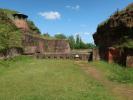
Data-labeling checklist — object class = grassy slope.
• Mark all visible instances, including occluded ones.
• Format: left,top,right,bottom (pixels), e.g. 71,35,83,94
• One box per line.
90,61,133,84
0,56,116,100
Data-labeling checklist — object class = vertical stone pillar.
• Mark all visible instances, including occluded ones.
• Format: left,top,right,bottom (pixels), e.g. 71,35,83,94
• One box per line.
107,47,121,64
126,56,133,67
108,48,113,64
93,48,100,61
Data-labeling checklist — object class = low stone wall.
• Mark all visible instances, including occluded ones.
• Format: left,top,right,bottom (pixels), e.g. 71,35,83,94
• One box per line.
36,53,92,61
92,47,133,67
22,34,70,54
92,48,100,61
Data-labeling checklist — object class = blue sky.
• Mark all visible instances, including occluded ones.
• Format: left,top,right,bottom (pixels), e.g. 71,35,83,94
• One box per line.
0,0,133,43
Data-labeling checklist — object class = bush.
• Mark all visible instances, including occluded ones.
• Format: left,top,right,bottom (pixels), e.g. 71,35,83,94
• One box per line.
54,33,67,39
0,23,22,52
27,20,41,34
0,11,22,52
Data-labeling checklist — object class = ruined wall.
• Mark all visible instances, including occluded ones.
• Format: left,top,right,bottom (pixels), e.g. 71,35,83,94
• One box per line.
93,3,133,48
125,48,133,67
42,39,70,53
107,47,125,64
13,19,29,32
93,3,133,67
12,13,70,55
22,34,70,54
92,48,100,61
36,53,91,61
22,34,40,54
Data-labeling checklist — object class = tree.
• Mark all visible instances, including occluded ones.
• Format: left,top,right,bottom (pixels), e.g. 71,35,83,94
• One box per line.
67,35,75,49
79,37,86,49
74,34,95,49
76,34,80,45
86,43,96,49
75,34,80,49
54,33,67,39
43,33,51,38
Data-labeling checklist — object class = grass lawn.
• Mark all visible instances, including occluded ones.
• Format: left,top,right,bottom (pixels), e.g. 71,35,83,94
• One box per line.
90,61,133,84
0,56,116,100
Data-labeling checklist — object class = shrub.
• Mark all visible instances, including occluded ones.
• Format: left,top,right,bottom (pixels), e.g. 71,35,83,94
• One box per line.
0,11,22,52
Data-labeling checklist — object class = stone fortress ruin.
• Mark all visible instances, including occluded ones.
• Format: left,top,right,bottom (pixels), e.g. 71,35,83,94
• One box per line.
13,13,29,32
11,13,90,60
1,3,133,67
13,13,70,54
93,3,133,67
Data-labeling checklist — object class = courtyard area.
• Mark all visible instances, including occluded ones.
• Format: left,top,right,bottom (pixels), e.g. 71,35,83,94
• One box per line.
0,56,132,100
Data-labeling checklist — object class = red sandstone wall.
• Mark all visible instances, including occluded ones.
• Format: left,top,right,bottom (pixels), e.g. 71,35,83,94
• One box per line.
107,47,120,64
13,19,29,31
42,39,70,53
22,34,70,54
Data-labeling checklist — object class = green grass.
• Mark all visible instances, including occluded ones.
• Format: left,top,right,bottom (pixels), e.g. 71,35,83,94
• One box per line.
0,56,116,100
90,61,133,84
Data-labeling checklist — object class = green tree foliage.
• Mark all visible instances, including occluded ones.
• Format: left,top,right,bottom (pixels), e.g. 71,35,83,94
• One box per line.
79,38,86,49
43,33,50,38
75,34,80,49
86,43,96,49
27,21,41,34
41,33,54,39
68,35,75,49
67,34,95,49
74,34,94,49
54,33,67,39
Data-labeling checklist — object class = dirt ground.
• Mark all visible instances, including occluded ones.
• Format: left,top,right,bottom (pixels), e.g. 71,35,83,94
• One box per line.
75,61,133,100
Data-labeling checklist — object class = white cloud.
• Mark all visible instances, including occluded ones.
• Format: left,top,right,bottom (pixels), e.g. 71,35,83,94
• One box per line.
66,5,80,10
39,11,61,20
74,32,90,36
